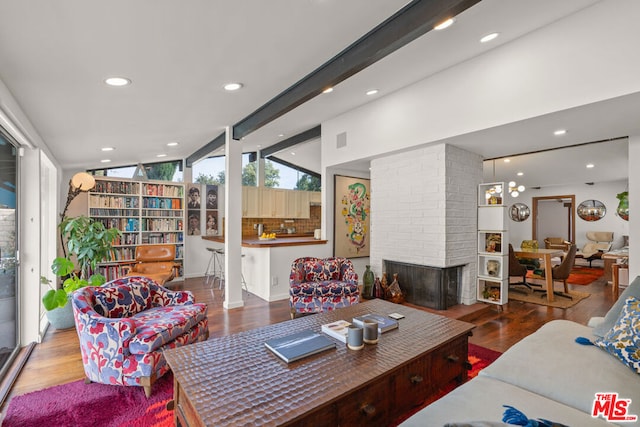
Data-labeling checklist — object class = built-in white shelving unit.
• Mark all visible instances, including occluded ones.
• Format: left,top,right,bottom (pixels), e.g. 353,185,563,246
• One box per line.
477,182,508,305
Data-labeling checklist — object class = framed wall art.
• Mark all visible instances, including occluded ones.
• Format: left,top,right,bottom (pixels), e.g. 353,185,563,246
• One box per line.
334,175,370,258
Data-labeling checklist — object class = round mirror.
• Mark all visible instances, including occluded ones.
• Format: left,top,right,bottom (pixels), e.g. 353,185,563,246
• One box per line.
577,199,606,221
509,203,530,222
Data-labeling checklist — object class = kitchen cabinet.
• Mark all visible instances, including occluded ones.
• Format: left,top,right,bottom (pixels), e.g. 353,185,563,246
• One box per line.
242,187,313,218
286,190,310,218
242,186,260,217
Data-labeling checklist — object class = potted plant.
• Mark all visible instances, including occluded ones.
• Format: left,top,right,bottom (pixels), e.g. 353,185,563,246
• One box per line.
42,215,121,329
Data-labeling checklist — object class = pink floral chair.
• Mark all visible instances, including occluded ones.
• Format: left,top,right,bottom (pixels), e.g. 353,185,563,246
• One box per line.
71,276,208,397
289,257,359,318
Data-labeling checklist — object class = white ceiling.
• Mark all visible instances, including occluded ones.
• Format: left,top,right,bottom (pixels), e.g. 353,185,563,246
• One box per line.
0,0,634,188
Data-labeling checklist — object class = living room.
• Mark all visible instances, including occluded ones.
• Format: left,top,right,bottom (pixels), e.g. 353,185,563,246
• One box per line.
0,0,639,425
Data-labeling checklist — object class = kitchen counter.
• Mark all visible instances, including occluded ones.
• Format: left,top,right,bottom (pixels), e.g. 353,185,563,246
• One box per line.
202,234,327,248
201,234,331,302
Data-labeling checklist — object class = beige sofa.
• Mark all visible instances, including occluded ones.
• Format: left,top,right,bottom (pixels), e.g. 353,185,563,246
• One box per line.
401,277,640,427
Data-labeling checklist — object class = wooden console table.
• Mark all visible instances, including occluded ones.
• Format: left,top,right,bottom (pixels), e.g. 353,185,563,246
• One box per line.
164,299,474,426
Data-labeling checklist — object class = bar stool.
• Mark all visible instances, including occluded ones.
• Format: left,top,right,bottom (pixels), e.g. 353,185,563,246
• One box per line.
204,247,224,287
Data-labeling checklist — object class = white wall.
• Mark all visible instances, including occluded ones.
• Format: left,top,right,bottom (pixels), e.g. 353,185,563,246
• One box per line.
321,1,640,170
509,179,630,250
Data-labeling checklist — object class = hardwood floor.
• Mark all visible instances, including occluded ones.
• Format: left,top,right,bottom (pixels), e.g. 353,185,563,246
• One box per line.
0,271,616,417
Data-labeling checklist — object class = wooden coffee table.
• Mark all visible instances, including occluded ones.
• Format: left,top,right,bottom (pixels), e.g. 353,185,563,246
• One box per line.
164,299,474,426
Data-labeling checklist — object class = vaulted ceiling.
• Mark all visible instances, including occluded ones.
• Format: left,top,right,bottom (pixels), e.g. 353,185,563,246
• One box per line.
0,0,636,189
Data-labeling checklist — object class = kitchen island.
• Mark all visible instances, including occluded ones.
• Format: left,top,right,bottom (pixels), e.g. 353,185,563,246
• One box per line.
202,234,330,302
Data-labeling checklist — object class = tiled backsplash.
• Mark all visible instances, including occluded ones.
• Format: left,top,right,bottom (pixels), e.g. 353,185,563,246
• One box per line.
241,205,321,236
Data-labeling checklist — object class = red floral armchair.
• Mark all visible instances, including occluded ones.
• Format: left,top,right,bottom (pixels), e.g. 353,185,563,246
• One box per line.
71,276,208,397
289,257,359,318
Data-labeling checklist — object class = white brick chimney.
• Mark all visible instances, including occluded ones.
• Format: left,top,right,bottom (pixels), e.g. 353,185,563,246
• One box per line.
369,143,482,305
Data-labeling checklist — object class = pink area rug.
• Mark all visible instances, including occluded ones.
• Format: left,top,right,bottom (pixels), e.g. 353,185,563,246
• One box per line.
5,344,502,427
3,374,173,427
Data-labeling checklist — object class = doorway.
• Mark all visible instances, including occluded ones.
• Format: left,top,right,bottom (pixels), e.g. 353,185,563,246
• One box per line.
532,195,575,244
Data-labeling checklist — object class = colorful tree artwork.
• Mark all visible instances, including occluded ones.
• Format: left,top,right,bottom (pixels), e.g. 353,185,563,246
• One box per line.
334,176,370,257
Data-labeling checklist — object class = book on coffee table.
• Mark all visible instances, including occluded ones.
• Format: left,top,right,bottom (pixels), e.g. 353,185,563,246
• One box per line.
321,320,351,343
265,330,336,363
352,313,399,333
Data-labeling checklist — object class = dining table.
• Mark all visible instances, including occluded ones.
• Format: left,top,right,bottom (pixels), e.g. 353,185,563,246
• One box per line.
514,248,565,302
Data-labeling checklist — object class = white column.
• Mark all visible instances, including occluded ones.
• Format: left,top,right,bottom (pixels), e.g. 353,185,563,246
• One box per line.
257,150,265,188
628,135,639,280
224,127,244,308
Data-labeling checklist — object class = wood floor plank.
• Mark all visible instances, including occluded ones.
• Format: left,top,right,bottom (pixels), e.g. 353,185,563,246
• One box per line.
0,273,614,417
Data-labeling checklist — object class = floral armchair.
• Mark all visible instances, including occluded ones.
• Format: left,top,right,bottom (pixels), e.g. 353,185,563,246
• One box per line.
71,276,208,397
289,257,359,318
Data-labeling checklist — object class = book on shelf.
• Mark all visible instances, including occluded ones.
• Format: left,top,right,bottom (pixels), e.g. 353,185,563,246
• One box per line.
321,320,351,343
352,313,399,333
264,330,336,363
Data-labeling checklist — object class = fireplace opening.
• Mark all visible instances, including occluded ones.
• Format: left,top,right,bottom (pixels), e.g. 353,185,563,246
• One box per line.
383,260,464,310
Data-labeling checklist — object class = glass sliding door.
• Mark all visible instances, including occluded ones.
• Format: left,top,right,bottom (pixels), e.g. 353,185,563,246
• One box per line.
0,131,18,380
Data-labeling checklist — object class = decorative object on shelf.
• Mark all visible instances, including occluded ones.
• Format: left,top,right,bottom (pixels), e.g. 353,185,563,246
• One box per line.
485,233,502,252
386,273,404,304
373,276,384,299
616,191,629,221
509,203,530,222
362,265,374,299
381,272,388,290
486,260,500,277
577,199,606,221
507,180,525,197
484,183,503,204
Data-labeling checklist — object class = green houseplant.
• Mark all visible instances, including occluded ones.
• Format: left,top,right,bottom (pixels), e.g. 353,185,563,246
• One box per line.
42,215,121,328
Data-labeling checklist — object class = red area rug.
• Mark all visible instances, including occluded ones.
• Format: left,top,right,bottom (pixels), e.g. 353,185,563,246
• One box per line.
527,266,604,285
4,344,501,427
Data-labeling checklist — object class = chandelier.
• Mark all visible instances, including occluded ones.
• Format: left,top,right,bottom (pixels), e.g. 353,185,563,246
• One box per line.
508,181,525,197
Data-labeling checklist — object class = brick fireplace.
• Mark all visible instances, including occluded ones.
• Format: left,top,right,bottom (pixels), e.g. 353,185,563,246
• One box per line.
369,143,482,305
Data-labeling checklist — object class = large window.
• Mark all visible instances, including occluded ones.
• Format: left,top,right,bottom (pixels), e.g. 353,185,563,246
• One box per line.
89,160,183,182
192,154,319,190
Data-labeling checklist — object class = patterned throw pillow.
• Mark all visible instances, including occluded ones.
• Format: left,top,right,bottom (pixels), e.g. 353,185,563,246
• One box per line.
594,296,640,374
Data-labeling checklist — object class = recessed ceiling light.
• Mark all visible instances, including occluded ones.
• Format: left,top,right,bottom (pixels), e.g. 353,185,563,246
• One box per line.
101,147,115,152
434,18,454,30
257,144,262,148
104,77,131,87
223,82,243,91
322,87,333,94
167,142,179,147
517,172,524,176
554,129,567,136
586,163,595,168
503,158,511,163
366,89,379,96
290,152,296,156
480,32,499,43
100,159,111,163
157,154,167,158
278,134,284,137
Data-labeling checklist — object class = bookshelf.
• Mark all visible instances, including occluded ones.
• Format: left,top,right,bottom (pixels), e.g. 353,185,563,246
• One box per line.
477,182,508,305
89,177,185,281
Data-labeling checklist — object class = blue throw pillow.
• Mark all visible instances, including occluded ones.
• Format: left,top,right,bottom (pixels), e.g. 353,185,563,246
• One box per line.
594,275,640,337
594,296,640,374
